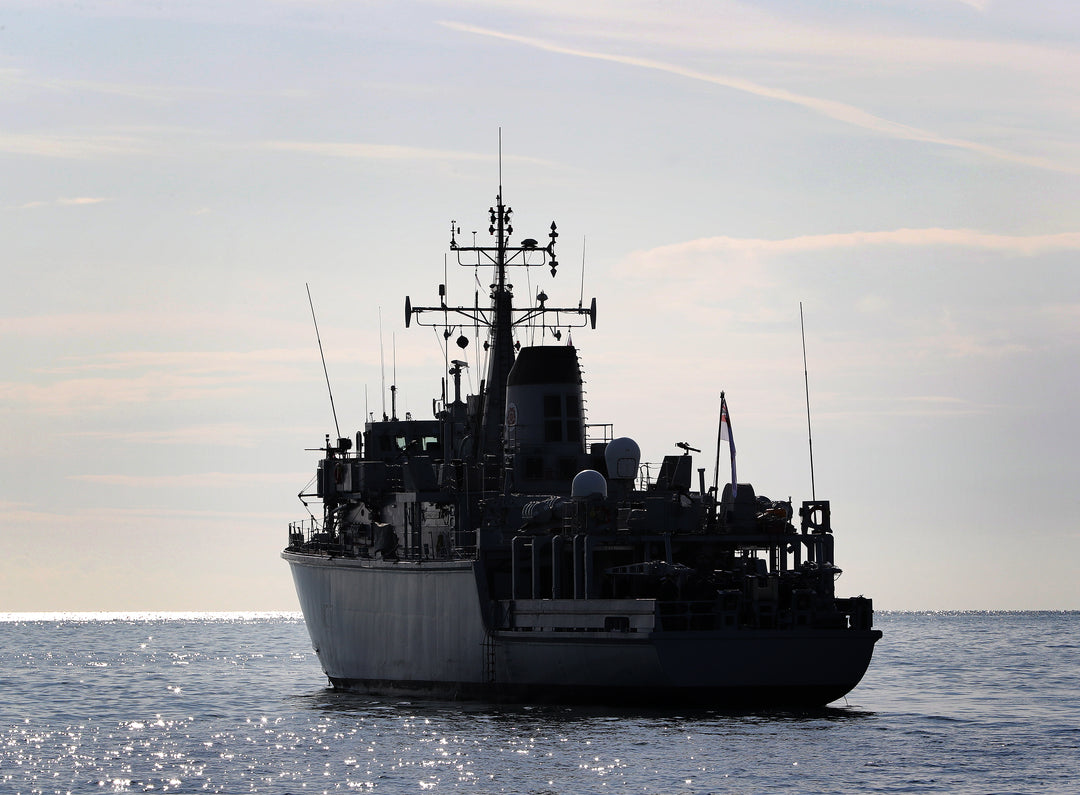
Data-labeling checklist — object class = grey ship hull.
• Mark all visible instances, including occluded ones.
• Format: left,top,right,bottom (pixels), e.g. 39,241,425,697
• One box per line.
285,551,879,707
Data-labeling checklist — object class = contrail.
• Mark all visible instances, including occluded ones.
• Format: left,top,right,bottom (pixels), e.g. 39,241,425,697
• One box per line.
443,21,1078,176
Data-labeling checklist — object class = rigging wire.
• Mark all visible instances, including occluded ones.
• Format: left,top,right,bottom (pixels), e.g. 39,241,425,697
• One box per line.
297,473,319,526
305,283,341,440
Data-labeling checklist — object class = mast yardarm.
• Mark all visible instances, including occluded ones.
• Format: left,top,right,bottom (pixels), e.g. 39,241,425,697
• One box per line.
406,192,597,458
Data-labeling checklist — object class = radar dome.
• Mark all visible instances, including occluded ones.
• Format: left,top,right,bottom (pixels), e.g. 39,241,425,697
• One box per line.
571,469,608,499
605,437,641,481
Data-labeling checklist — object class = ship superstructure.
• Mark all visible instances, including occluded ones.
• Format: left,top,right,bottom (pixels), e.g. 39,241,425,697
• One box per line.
283,184,881,706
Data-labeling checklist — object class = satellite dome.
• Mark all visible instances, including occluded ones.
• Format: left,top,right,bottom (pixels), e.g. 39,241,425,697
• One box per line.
605,437,641,481
571,469,608,499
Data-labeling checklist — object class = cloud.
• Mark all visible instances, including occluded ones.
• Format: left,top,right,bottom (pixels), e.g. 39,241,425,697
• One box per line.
814,394,998,420
0,501,295,525
0,133,146,158
625,228,1080,274
261,141,486,161
15,197,111,210
64,423,279,448
443,22,1079,176
607,226,1078,387
1036,303,1080,335
0,347,323,416
444,3,1075,75
0,310,307,341
40,348,316,374
0,66,173,102
68,472,305,488
612,227,1080,315
259,140,557,168
0,126,226,161
0,373,247,413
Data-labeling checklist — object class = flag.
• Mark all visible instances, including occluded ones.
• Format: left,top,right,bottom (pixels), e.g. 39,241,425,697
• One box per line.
719,393,736,498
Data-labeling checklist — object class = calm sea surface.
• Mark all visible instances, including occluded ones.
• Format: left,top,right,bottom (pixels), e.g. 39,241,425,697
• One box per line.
1,612,1077,794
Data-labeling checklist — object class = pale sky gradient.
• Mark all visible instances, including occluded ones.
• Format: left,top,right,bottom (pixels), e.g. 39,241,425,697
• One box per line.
1,0,1077,611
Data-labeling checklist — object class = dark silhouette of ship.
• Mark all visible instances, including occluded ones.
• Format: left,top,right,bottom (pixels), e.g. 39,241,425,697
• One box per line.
284,182,881,706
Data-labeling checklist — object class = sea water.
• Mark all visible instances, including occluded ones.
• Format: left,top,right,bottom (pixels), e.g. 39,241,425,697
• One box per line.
0,612,1077,794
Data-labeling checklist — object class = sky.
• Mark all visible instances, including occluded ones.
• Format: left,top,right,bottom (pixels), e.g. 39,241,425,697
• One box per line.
1,0,1077,611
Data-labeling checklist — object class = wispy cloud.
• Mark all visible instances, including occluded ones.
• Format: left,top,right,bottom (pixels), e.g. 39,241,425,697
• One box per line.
15,197,111,210
0,66,173,102
0,132,146,158
612,226,1077,378
0,126,227,160
443,22,1079,175
813,396,998,419
0,310,306,340
626,228,1080,274
0,373,247,413
69,472,304,488
616,227,1080,306
1036,303,1080,335
0,347,321,415
0,502,299,531
261,141,488,161
64,423,278,448
444,3,1074,74
259,139,558,167
40,348,316,374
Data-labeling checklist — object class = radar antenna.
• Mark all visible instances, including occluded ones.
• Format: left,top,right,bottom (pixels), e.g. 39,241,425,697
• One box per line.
405,174,597,456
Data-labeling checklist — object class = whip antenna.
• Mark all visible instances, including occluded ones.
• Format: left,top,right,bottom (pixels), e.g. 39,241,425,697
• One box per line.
579,236,586,307
379,307,387,421
391,333,398,421
306,283,341,440
800,302,816,500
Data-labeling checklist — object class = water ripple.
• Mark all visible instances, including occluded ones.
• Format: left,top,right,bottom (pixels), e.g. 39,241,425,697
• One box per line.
0,612,1077,793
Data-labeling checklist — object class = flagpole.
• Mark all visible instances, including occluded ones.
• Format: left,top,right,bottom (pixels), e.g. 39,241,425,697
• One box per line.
719,392,736,499
712,392,723,497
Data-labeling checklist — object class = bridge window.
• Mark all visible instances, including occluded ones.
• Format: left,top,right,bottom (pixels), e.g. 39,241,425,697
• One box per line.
544,394,563,442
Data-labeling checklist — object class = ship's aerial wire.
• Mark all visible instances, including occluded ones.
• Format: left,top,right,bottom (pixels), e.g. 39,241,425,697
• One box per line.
800,302,817,501
306,283,341,440
433,324,446,365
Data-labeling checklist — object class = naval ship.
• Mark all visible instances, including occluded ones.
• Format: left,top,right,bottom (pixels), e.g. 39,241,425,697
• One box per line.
284,184,882,706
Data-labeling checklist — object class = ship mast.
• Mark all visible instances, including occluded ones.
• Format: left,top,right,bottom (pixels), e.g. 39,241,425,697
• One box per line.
481,190,517,456
406,188,597,461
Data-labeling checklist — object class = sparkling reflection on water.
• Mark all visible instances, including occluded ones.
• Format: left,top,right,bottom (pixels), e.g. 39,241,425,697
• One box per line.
0,612,1077,793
